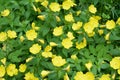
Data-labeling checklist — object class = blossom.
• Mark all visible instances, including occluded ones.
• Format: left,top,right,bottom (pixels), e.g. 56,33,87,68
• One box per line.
26,29,37,40
71,54,78,60
72,21,83,30
106,20,115,30
0,65,5,77
65,13,74,22
20,36,25,42
49,42,58,46
53,26,63,36
76,38,87,50
64,73,70,80
41,70,50,78
85,61,93,71
37,15,45,21
6,64,18,76
7,30,17,39
44,45,52,52
1,9,10,16
62,38,73,49
26,56,33,62
104,33,110,41
67,32,75,40
29,43,41,54
42,52,52,58
19,64,27,73
41,0,48,8
74,72,94,80
49,2,60,12
1,58,6,65
62,0,76,10
89,4,97,14
118,69,120,75
31,22,39,31
99,74,110,80
56,16,61,22
0,32,7,42
110,57,120,69
116,17,120,25
38,39,45,44
24,72,39,80
52,56,66,67
98,30,104,35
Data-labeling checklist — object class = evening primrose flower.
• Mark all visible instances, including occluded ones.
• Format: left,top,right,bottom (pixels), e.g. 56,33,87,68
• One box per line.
19,64,27,73
87,31,95,37
89,4,97,14
26,56,33,62
67,32,75,40
20,36,25,42
116,17,120,25
1,9,10,16
62,0,76,10
7,30,17,39
104,33,110,41
64,73,70,80
49,42,57,46
76,10,81,16
42,52,52,58
72,21,83,30
76,38,87,50
49,2,61,12
52,56,66,67
65,13,74,22
6,64,18,76
29,43,41,54
38,39,45,44
99,74,110,80
98,30,104,35
71,54,78,60
106,20,115,30
85,61,92,71
41,0,48,8
62,38,73,49
32,22,39,31
56,16,61,22
0,65,5,77
41,70,51,78
110,57,120,69
0,32,7,42
24,72,39,80
44,45,52,52
1,58,6,65
53,26,63,36
37,15,45,21
26,29,37,41
118,69,120,74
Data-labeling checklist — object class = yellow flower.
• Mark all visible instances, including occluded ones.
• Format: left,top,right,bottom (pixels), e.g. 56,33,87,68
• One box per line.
62,0,76,10
56,16,61,22
49,2,60,12
29,43,41,54
32,22,39,31
41,0,48,8
71,54,78,60
0,65,5,77
98,30,104,35
64,65,70,72
89,4,97,14
85,61,92,71
26,29,37,40
104,33,110,41
20,36,25,42
41,70,50,78
62,38,73,49
67,32,75,40
24,72,39,80
32,4,37,12
7,30,17,39
53,26,63,36
118,69,120,75
76,10,81,16
110,57,120,69
37,15,45,21
0,32,7,42
99,74,110,80
106,20,115,30
72,21,83,30
19,64,27,73
44,45,52,52
65,13,74,22
0,77,5,80
87,32,95,37
6,64,18,76
49,42,57,46
116,17,120,25
42,52,52,58
1,58,6,65
85,72,95,80
76,38,87,50
64,73,70,80
74,72,84,80
38,39,45,44
26,56,33,62
1,9,10,16
52,56,66,67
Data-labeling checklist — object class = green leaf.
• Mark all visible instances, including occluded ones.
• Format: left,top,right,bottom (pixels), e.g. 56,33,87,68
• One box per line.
101,63,110,69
